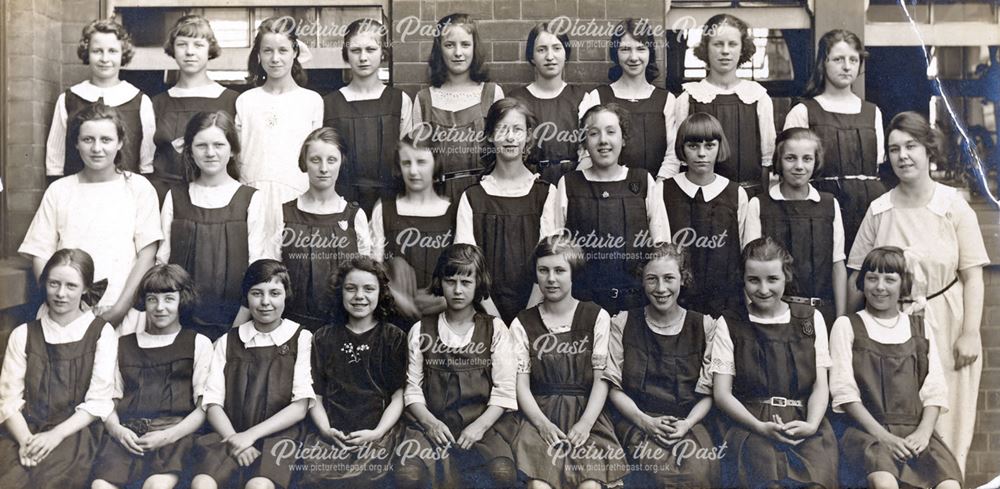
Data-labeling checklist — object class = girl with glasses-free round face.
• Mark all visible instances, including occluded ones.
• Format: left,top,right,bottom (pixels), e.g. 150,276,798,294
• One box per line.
76,119,124,180
583,109,625,170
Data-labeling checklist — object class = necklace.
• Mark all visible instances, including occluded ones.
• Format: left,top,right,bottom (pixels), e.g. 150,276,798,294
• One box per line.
868,312,901,329
645,309,683,331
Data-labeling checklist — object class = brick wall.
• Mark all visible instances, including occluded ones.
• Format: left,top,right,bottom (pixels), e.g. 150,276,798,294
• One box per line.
389,0,666,97
969,263,1000,487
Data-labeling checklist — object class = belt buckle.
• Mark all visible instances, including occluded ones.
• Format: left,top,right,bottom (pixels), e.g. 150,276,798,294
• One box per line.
810,298,822,307
610,288,620,299
770,396,788,407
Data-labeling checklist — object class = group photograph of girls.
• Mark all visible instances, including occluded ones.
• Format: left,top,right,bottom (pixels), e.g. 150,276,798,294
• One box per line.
0,1,997,488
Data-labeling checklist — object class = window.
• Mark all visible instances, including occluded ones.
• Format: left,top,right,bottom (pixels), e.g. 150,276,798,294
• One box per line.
680,28,794,81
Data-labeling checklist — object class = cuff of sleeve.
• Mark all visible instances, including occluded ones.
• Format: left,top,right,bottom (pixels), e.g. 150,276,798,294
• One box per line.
707,359,735,376
923,400,949,414
0,400,25,424
488,395,518,411
291,394,316,410
201,396,224,412
831,395,861,414
695,383,712,395
77,400,115,421
403,394,425,407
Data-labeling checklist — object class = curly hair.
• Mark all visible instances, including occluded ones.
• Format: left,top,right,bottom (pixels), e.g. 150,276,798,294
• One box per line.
68,102,129,172
640,242,693,288
164,14,222,60
608,18,660,82
428,13,489,87
692,14,756,69
327,256,396,325
78,17,135,66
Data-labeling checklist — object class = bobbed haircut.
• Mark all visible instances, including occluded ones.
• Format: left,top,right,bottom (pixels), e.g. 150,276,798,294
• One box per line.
608,18,660,82
693,14,756,68
772,127,824,178
430,243,492,303
164,14,222,60
641,242,693,288
135,264,199,325
803,29,867,98
525,22,572,67
240,259,293,307
532,231,586,275
68,102,129,172
327,256,395,325
78,17,135,66
428,13,489,87
674,112,731,163
182,110,241,182
856,246,914,299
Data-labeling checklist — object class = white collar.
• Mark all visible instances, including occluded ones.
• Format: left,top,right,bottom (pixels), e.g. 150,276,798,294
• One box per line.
479,172,539,196
42,309,97,329
69,80,140,105
748,305,791,324
671,172,731,201
167,82,227,98
770,183,821,202
237,318,301,345
869,182,955,217
682,78,767,105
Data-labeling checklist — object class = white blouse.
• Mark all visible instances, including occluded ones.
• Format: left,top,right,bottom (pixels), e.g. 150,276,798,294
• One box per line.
508,303,611,374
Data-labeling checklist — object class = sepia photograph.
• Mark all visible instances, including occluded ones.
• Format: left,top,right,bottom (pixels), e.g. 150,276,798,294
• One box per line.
1,0,999,487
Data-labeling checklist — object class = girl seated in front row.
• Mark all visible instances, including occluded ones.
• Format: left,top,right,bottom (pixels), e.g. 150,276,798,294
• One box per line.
605,242,719,488
192,259,314,489
509,233,626,489
711,237,838,489
301,257,408,489
92,264,213,489
830,246,961,489
396,244,518,489
0,249,117,489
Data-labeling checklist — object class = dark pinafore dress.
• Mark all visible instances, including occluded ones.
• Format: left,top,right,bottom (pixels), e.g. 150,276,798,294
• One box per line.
839,313,962,488
93,330,199,485
400,313,517,488
508,84,588,183
465,180,551,324
662,178,742,317
690,93,762,193
512,302,627,486
64,89,144,175
803,98,886,253
150,88,239,203
194,325,306,489
758,191,838,325
381,198,457,290
722,304,838,489
0,317,106,489
565,168,650,315
616,308,719,488
323,87,405,215
301,322,408,488
596,85,669,176
282,199,361,330
417,83,497,203
169,184,256,340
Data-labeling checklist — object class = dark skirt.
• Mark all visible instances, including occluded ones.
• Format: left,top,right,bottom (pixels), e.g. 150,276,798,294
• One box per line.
297,423,403,489
0,425,100,489
839,424,962,488
617,419,719,488
91,429,196,485
397,413,516,488
723,404,839,489
193,424,304,489
512,393,627,486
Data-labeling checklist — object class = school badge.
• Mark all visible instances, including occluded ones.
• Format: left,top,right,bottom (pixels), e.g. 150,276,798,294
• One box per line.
629,182,641,194
278,344,291,355
601,190,610,199
801,319,815,337
338,220,349,231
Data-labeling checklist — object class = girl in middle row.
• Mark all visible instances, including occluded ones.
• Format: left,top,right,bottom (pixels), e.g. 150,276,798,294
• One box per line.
412,13,504,203
543,103,672,316
456,98,559,324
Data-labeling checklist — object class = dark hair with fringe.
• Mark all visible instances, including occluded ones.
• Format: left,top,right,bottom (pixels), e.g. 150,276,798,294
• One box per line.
525,22,571,69
248,16,307,87
182,111,241,182
431,244,492,304
298,127,348,173
608,18,660,82
395,130,445,196
740,236,795,293
693,14,756,69
856,246,914,299
482,98,538,170
803,29,867,99
674,112,731,163
342,18,389,64
772,127,824,178
428,13,489,87
41,249,97,309
78,17,135,66
327,256,395,325
68,102,129,173
641,242,693,288
532,231,586,276
580,103,631,156
135,264,199,326
240,259,293,307
164,14,221,60
881,111,943,188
